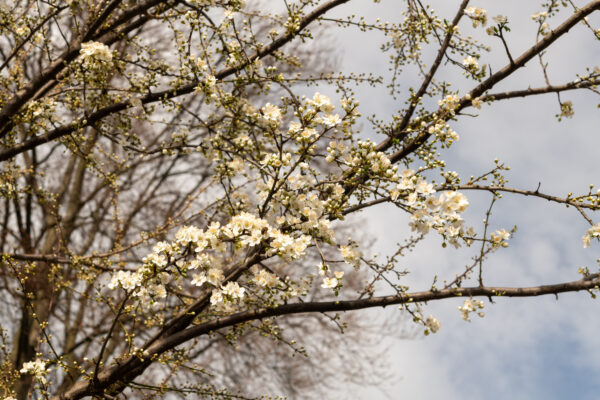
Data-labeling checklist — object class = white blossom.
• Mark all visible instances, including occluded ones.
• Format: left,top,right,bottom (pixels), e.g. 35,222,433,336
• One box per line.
458,299,485,322
80,41,112,63
108,271,142,290
308,92,335,113
210,289,224,305
560,101,574,119
20,359,48,383
262,103,282,123
465,6,487,27
253,269,281,288
425,316,441,333
340,245,361,268
176,225,204,247
191,273,207,287
490,229,510,246
321,277,338,289
321,114,342,127
462,56,479,69
438,94,460,111
583,223,600,248
206,267,224,286
222,281,245,299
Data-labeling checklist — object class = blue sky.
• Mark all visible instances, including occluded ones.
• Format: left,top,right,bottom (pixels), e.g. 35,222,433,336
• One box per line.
318,1,600,398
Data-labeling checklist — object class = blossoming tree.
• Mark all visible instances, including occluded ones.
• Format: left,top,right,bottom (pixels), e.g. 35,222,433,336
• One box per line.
1,0,599,398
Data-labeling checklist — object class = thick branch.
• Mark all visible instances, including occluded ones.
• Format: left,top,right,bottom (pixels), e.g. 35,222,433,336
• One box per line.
56,273,600,400
159,274,600,350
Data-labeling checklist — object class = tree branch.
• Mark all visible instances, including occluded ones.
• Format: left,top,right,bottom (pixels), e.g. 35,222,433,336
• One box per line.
0,0,350,162
386,0,600,162
56,273,600,400
341,183,599,215
376,0,470,152
478,78,599,103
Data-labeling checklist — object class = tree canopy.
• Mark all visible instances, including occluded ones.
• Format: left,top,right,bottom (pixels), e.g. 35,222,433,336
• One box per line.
1,0,599,399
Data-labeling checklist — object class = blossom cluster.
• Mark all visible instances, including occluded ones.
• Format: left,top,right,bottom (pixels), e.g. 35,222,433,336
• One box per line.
582,223,600,248
108,270,142,291
437,94,461,113
255,175,337,243
318,263,345,289
424,119,460,144
340,245,362,268
261,103,283,124
458,298,485,321
20,359,48,384
251,266,281,288
465,6,487,28
490,229,510,247
559,101,574,119
211,281,245,305
412,190,472,246
465,93,483,109
389,169,472,247
425,316,441,334
107,212,314,312
462,55,479,73
79,41,112,67
327,139,398,187
206,94,356,204
531,11,548,23
308,92,335,113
